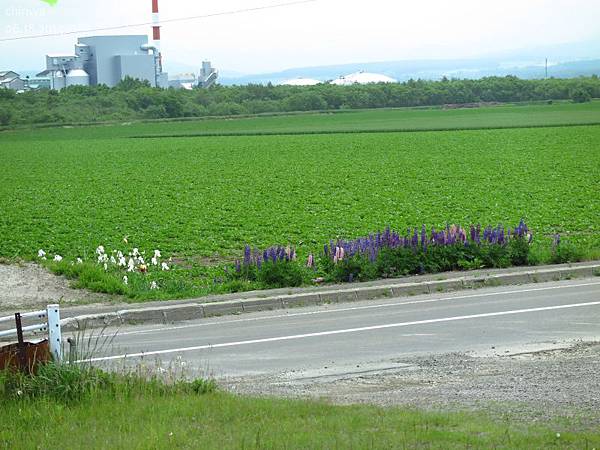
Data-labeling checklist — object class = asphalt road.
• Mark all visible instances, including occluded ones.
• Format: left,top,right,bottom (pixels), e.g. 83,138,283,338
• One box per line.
83,279,600,379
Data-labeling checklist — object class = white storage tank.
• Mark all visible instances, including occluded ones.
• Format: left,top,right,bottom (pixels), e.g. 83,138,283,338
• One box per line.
52,71,66,90
66,69,90,87
331,71,397,86
280,78,321,86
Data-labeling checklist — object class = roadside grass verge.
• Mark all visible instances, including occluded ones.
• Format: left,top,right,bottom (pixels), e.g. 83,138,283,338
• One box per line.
1,340,598,449
36,228,595,303
1,375,598,449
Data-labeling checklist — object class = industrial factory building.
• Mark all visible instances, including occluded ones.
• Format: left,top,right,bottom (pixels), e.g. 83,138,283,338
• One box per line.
34,0,222,90
37,35,168,90
0,71,25,91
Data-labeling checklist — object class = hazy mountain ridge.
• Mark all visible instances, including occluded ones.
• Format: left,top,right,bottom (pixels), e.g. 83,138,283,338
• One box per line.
218,58,600,85
216,39,600,85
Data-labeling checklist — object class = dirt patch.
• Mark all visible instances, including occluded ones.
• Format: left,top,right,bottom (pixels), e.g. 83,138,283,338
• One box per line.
0,262,113,312
224,341,600,427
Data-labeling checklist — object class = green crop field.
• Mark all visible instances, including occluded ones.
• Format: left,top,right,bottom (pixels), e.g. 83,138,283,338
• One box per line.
1,102,599,300
2,100,600,142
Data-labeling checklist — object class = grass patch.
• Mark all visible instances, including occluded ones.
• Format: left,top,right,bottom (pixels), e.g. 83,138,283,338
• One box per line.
0,372,597,449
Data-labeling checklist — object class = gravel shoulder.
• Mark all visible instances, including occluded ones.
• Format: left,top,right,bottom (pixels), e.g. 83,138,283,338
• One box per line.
224,340,600,428
0,262,114,313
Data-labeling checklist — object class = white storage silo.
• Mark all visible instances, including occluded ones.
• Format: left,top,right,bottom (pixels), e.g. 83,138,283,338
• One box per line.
52,71,66,90
66,69,90,87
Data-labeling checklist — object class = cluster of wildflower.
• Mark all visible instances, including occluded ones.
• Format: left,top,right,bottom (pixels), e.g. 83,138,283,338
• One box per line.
39,241,171,289
94,245,170,277
235,244,296,273
325,220,533,264
37,249,63,262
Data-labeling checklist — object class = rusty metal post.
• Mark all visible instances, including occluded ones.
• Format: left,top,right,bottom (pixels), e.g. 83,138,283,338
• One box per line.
15,313,28,373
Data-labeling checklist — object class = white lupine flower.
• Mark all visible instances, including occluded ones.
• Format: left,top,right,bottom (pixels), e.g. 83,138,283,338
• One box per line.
123,275,128,285
76,257,83,264
38,249,46,259
96,245,105,255
132,248,140,257
117,251,123,259
98,254,108,264
118,256,127,267
150,281,159,290
110,256,117,265
161,262,170,271
154,250,161,259
127,258,135,272
103,263,108,271
53,255,63,262
138,256,145,265
151,256,158,266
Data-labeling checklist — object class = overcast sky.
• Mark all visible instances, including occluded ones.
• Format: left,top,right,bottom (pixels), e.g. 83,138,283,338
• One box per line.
1,0,599,74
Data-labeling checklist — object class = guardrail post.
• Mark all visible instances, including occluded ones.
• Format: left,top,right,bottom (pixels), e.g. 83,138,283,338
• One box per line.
47,304,62,363
15,313,28,372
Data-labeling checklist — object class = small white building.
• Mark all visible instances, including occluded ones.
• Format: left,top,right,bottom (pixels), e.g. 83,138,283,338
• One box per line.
280,77,321,86
331,71,397,86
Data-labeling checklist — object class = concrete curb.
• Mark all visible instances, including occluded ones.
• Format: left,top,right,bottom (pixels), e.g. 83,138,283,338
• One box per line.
61,263,600,332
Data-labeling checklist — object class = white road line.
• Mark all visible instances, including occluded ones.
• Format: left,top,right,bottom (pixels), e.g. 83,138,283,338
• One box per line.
106,281,600,338
80,299,600,363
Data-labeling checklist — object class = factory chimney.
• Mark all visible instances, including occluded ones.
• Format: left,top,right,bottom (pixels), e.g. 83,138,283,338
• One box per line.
152,0,162,73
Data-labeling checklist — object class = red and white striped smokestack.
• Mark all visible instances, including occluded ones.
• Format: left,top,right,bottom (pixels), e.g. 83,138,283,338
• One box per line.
152,0,161,50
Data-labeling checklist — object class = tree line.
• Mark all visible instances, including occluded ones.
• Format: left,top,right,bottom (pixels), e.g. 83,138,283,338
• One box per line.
0,75,598,126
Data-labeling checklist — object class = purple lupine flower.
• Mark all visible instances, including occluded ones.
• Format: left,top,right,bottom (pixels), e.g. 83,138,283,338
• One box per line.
553,234,561,247
369,247,377,263
235,260,241,273
411,229,419,248
483,226,491,242
243,245,251,266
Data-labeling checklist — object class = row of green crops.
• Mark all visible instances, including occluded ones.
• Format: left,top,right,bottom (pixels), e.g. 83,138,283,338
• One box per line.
1,100,600,142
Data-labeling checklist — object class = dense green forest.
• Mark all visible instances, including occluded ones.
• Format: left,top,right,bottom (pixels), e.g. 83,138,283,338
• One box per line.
0,75,599,126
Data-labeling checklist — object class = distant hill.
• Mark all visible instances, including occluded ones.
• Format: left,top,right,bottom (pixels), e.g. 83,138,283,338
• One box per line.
218,58,600,85
217,38,600,85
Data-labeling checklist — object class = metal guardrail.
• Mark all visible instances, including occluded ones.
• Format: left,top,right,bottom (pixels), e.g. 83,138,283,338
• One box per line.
0,305,62,362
